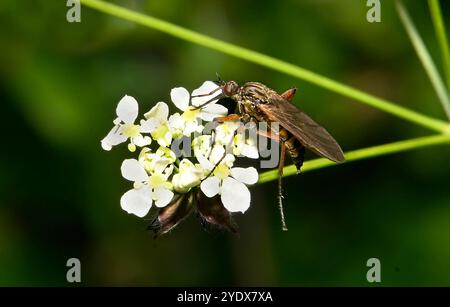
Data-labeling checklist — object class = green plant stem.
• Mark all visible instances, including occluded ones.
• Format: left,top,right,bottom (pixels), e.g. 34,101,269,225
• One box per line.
428,0,450,92
258,134,450,184
80,0,449,133
396,0,450,120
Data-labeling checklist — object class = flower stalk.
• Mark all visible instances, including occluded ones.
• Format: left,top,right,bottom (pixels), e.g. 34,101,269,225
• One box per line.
258,133,450,184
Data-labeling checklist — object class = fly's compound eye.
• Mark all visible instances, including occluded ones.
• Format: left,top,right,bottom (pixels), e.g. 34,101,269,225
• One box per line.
223,81,238,97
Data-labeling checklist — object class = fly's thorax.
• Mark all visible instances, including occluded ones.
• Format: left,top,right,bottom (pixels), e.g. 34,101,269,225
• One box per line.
236,98,268,123
241,82,270,103
233,83,270,122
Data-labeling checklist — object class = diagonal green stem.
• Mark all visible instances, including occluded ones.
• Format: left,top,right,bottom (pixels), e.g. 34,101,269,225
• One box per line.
258,134,450,184
80,0,449,133
428,0,450,92
396,0,450,120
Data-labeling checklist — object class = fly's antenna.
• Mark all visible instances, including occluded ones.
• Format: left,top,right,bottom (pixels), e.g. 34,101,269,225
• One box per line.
215,72,224,85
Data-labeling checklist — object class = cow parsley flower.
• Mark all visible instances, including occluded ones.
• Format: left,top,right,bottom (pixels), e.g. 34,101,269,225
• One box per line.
172,159,204,193
101,95,153,152
120,158,174,217
214,121,241,146
195,145,258,213
170,81,228,136
138,146,176,174
195,144,235,171
102,80,263,234
200,164,259,213
232,133,259,159
143,102,173,147
192,135,213,159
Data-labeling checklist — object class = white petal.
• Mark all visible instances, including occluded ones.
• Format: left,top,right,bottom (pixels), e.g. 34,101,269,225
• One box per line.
116,95,138,124
192,81,219,96
195,125,204,133
210,146,225,165
221,177,250,213
101,126,127,150
139,118,159,133
195,152,213,170
153,187,174,208
144,101,169,121
191,81,220,107
200,176,220,198
170,87,190,111
223,154,236,168
120,188,152,217
101,141,113,151
172,159,203,192
156,131,173,147
163,164,174,179
132,134,151,147
214,122,239,145
199,104,229,121
183,120,200,135
230,167,259,185
168,113,185,129
241,144,259,159
151,157,173,174
121,159,148,182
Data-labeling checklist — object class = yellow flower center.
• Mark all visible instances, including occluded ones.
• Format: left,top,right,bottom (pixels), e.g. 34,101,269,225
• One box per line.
213,164,230,179
122,124,140,138
148,173,166,188
151,123,169,140
182,107,200,122
149,174,172,192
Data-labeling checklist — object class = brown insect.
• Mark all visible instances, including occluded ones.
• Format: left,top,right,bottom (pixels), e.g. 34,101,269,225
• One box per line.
148,188,238,237
193,80,345,231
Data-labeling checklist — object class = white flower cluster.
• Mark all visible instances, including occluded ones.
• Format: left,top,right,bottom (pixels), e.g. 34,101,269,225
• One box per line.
101,81,259,221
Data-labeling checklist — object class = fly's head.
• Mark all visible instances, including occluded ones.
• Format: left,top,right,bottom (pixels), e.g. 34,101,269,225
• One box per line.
222,80,239,98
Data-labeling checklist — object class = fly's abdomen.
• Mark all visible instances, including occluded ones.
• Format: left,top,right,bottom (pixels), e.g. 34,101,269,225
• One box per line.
279,127,305,172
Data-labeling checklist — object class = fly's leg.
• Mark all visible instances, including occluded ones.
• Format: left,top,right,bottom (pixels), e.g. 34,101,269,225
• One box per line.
278,141,288,231
191,87,223,109
214,114,241,122
191,86,222,98
201,125,240,182
201,114,244,181
257,125,285,228
261,126,288,231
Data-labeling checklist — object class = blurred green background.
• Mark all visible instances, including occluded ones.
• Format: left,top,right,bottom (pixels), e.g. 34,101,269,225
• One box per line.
1,0,450,286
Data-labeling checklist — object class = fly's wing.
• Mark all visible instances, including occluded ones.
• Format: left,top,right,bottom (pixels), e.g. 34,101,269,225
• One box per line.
196,190,238,234
149,193,195,237
258,95,345,163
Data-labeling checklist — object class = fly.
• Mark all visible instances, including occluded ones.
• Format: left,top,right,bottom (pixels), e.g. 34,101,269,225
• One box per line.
192,80,345,231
